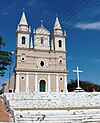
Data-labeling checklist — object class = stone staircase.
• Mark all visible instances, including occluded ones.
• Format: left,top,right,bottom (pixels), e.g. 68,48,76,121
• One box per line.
4,92,100,109
3,92,100,122
14,109,100,123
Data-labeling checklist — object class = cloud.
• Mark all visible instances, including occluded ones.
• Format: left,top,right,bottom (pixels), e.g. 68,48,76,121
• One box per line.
2,12,7,15
0,12,8,15
91,59,100,63
67,56,100,64
80,58,100,64
75,22,100,31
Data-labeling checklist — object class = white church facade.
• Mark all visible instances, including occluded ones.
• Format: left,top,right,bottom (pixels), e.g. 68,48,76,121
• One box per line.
3,12,100,123
4,12,68,93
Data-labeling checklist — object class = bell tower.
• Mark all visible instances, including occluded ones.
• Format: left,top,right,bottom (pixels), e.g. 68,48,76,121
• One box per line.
52,17,66,51
16,12,31,48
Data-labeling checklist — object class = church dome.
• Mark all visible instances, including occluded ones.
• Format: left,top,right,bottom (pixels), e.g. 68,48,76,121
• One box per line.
35,25,50,35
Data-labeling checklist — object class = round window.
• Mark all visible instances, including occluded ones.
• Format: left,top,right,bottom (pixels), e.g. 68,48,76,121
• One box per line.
59,60,62,63
21,76,25,80
22,57,25,61
37,59,48,68
21,57,26,62
21,54,26,62
58,56,63,64
40,61,44,67
60,77,63,81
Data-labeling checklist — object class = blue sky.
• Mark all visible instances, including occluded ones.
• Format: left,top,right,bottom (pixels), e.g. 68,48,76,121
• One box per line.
0,0,100,88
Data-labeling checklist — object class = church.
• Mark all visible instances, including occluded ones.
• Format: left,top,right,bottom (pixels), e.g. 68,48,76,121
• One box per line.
2,12,100,123
4,12,68,93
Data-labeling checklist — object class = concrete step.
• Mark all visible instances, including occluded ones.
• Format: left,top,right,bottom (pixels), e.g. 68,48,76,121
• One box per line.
14,109,100,123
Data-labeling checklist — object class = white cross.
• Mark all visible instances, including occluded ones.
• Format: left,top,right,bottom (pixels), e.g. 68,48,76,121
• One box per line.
73,67,83,89
41,20,43,26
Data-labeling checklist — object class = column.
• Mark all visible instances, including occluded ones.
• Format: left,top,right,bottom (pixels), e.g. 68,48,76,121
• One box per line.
15,73,19,92
35,73,38,92
64,74,68,93
56,74,59,92
25,73,29,92
48,74,51,92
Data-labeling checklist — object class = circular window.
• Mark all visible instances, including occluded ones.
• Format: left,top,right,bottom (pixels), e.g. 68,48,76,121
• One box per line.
59,77,63,81
22,57,25,61
40,61,44,67
21,76,25,80
21,57,26,62
37,59,48,68
60,60,62,63
58,56,63,64
21,54,26,62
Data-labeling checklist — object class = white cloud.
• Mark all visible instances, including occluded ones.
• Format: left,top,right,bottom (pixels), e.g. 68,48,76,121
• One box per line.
75,22,100,30
2,12,7,15
80,58,100,64
67,56,100,64
92,59,100,63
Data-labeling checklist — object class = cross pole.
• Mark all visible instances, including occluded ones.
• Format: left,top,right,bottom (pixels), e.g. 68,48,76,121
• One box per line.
73,67,83,89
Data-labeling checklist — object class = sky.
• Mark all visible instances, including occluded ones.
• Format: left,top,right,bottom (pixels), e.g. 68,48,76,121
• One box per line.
0,0,100,88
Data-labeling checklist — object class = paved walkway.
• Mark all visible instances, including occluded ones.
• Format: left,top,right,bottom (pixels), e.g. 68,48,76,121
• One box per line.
0,96,14,122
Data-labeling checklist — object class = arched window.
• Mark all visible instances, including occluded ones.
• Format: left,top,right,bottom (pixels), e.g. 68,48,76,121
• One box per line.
39,80,46,92
58,40,62,47
22,36,26,44
41,37,44,44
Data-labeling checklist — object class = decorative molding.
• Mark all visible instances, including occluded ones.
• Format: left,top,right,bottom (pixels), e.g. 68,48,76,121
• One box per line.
15,71,68,75
15,69,68,74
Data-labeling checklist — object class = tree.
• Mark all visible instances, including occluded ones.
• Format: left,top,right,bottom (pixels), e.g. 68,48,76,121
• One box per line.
0,36,12,76
67,79,77,92
0,88,3,94
68,79,100,92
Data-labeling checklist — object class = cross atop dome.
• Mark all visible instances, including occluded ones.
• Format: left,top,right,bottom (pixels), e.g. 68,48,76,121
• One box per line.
41,20,43,26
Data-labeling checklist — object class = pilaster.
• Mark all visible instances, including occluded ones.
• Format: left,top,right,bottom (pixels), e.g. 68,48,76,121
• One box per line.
15,73,19,92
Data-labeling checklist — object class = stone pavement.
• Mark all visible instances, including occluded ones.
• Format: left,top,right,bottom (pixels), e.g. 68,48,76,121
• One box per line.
0,96,14,122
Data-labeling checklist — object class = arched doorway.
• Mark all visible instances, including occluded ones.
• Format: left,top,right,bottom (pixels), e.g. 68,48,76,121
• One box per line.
39,80,46,92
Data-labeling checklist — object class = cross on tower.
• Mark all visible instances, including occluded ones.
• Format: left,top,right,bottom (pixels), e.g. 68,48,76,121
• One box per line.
73,67,83,89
